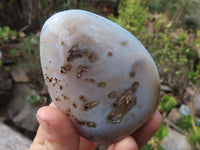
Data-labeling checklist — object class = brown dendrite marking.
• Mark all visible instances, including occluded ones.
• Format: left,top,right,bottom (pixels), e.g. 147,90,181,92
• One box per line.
62,94,69,100
74,118,97,128
72,103,77,108
85,78,107,88
131,81,140,93
121,41,127,45
61,41,64,46
86,121,96,128
79,95,87,102
67,45,88,62
65,108,73,117
85,78,96,84
67,108,71,113
107,51,113,57
98,82,107,88
46,76,53,83
79,95,99,111
45,66,48,70
82,101,98,111
65,109,71,117
108,91,117,98
65,113,71,117
64,96,69,100
60,63,72,73
52,78,59,87
55,97,61,102
129,71,136,78
107,81,140,124
88,54,96,62
76,65,89,78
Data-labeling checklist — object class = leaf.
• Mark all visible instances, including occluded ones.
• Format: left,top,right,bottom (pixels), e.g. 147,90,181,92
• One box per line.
29,95,41,105
158,145,164,150
160,94,178,112
176,115,193,131
141,144,153,150
4,66,10,71
166,21,172,28
189,127,200,146
155,122,168,139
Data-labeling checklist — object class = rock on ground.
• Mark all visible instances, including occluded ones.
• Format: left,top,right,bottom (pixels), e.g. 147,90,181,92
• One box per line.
7,84,40,132
0,121,32,150
168,108,182,123
161,128,192,150
10,65,29,83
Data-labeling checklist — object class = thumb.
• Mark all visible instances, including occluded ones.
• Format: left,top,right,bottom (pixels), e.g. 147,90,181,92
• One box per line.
30,106,80,150
108,136,139,150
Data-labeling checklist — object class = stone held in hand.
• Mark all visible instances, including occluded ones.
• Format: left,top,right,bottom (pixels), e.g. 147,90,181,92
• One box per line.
40,9,160,145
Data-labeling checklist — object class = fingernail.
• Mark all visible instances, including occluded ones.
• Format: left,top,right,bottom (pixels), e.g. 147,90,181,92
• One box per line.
36,115,53,138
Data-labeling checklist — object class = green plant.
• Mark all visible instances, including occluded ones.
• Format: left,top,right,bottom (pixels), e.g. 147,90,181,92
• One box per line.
29,95,46,105
159,94,178,114
141,144,153,150
16,33,44,90
176,115,200,149
108,0,148,36
154,122,168,139
29,95,41,105
145,0,200,29
0,26,17,43
108,0,200,149
17,33,40,62
189,128,200,148
109,0,200,94
145,14,200,93
9,49,19,57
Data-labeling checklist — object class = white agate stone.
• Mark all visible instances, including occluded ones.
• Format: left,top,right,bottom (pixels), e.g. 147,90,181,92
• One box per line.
40,9,160,145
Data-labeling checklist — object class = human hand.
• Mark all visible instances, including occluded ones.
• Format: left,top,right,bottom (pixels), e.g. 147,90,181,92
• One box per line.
30,103,162,150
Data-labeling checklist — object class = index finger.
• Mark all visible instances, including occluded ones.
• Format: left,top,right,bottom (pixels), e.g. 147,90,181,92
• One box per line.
131,111,162,148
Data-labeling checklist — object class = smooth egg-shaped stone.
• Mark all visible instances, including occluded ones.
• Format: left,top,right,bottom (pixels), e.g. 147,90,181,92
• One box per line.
40,9,160,145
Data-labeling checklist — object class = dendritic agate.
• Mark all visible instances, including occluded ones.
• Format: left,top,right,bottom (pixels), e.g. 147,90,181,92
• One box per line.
40,9,160,145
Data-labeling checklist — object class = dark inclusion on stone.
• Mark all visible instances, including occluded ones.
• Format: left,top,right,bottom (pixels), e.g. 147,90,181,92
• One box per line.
60,63,72,73
67,45,88,62
76,65,89,78
107,81,140,124
79,95,99,111
75,118,97,128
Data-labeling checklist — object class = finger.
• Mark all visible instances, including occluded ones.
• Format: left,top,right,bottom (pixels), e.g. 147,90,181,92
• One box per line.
31,106,80,150
108,136,139,150
33,126,46,145
30,126,46,150
49,102,56,108
79,136,96,150
49,102,96,150
131,111,162,148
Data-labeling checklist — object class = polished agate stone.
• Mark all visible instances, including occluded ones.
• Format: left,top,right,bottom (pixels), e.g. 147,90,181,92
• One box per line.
40,9,160,145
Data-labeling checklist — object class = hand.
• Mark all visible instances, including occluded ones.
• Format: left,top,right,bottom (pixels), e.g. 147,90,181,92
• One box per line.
30,103,162,150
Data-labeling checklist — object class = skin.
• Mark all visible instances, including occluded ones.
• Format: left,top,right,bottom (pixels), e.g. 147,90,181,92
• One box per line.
30,103,162,150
